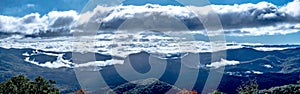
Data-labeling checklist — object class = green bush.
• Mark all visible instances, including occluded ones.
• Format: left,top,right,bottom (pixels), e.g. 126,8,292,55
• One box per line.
211,90,225,94
259,84,300,94
237,79,259,94
0,74,59,94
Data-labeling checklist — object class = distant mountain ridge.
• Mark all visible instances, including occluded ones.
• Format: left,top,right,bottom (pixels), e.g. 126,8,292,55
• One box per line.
1,46,300,93
107,78,181,94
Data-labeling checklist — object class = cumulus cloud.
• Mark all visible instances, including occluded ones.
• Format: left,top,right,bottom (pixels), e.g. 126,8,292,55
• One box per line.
210,1,300,35
0,10,78,37
0,0,299,37
97,1,300,35
280,0,300,19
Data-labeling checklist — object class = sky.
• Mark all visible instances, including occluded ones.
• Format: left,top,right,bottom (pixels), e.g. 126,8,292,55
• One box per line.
0,0,299,44
0,0,294,16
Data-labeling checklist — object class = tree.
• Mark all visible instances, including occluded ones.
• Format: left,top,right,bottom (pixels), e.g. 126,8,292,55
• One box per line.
0,74,59,94
177,88,189,94
71,88,88,94
237,78,259,94
211,90,224,94
177,88,198,94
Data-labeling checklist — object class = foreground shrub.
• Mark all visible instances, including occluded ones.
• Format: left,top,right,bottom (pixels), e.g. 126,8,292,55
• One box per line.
0,74,59,94
211,90,225,94
237,79,259,94
259,84,300,94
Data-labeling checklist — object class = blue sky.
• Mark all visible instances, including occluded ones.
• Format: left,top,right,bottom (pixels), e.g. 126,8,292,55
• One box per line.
225,32,300,45
0,0,299,44
123,0,293,6
0,0,294,16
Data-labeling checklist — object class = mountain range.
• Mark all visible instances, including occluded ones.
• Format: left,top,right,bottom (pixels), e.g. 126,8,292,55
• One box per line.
1,45,300,93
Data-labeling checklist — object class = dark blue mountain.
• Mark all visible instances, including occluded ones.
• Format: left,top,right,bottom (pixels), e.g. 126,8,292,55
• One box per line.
1,46,300,93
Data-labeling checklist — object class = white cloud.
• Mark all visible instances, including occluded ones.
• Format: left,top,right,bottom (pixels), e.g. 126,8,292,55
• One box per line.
47,11,78,28
75,59,124,67
94,1,300,36
253,47,292,51
1,1,300,37
10,35,295,69
2,1,299,69
264,64,273,68
280,0,300,19
206,59,240,68
22,49,125,68
252,71,263,74
0,10,78,36
23,51,74,68
26,4,35,8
